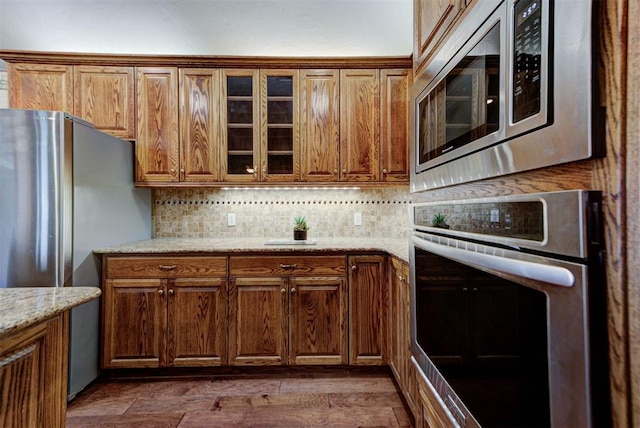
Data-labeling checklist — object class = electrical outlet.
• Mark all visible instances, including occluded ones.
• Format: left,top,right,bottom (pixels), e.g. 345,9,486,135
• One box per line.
490,209,500,223
354,212,363,226
227,213,236,227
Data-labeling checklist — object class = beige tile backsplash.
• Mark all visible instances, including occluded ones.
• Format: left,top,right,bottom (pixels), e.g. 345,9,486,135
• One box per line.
153,187,412,239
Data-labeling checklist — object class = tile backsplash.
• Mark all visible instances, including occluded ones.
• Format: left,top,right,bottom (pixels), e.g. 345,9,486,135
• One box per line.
153,187,412,239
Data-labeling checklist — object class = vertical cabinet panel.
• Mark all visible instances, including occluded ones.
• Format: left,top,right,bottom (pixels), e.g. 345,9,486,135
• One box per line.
168,278,228,366
260,70,300,181
221,69,260,182
8,63,73,112
300,69,341,181
103,278,166,368
380,69,411,182
74,66,136,139
228,277,288,365
349,255,385,365
179,69,221,182
136,67,179,182
289,276,348,365
340,70,380,182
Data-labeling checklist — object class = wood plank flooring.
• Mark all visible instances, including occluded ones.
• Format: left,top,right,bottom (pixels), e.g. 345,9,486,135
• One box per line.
67,371,413,427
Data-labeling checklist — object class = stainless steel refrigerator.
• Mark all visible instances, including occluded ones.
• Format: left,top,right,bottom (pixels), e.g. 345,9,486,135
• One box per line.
0,109,152,399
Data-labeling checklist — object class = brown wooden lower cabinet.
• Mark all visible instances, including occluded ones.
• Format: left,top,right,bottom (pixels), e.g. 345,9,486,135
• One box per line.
348,255,386,365
102,256,228,368
0,315,68,428
228,255,348,365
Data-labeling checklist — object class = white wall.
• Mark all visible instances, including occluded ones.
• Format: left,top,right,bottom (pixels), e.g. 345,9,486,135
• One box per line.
0,0,412,56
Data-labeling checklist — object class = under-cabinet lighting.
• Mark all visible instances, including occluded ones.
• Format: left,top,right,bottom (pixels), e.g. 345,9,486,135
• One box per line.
221,186,361,191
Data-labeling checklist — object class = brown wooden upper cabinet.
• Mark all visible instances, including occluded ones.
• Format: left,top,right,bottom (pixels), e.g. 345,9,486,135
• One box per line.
380,69,411,182
8,63,136,140
8,63,74,112
414,0,476,73
299,69,341,181
221,69,299,182
180,68,222,183
136,67,179,182
74,66,136,140
340,69,380,182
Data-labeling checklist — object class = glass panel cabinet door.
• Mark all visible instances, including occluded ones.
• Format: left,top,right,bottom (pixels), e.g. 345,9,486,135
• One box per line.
260,70,299,182
221,70,260,181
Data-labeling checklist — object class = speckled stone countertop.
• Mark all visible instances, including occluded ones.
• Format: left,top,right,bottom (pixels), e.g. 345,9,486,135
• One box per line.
94,237,410,263
0,287,101,338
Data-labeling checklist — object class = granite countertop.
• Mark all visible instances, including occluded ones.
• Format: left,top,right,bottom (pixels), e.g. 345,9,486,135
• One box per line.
94,237,410,263
0,287,101,338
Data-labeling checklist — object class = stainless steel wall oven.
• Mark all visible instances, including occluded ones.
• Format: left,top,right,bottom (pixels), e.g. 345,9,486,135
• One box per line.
409,190,610,427
410,0,604,192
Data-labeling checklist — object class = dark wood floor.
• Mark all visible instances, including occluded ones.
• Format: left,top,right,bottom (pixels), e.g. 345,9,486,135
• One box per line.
67,370,413,427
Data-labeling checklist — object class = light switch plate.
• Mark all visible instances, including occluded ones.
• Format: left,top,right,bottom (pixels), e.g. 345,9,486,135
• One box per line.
227,213,236,226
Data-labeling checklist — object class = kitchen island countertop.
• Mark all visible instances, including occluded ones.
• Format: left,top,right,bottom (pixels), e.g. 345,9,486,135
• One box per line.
94,237,409,263
0,287,101,338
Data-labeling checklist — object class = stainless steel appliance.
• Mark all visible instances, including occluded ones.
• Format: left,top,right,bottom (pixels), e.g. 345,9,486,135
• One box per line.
0,109,152,399
411,0,605,191
409,190,610,427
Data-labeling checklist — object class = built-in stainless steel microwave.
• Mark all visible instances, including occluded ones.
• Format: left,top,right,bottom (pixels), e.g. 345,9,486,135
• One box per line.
410,0,604,192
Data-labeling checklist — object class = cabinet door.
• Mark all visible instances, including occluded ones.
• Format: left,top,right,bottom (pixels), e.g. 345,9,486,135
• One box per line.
74,66,135,139
136,67,179,182
260,69,299,182
348,255,385,365
289,276,348,365
228,277,288,365
340,69,380,182
8,63,73,111
380,69,410,182
167,278,228,366
300,70,340,181
414,0,468,73
221,69,260,182
179,68,221,182
102,278,166,368
0,323,46,428
388,258,405,385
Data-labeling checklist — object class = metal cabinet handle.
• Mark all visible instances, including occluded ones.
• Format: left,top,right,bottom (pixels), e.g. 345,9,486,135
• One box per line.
351,265,357,271
342,168,347,174
382,168,388,174
168,289,174,295
462,287,469,292
158,289,164,295
281,288,286,294
290,288,296,294
472,287,478,292
280,264,297,269
158,265,177,271
333,169,338,175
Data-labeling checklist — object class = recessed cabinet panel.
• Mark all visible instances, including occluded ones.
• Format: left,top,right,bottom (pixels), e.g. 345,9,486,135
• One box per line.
180,69,221,182
136,67,179,182
300,70,340,181
8,63,73,112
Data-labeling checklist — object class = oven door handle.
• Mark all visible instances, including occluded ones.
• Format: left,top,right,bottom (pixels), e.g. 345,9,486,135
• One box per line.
411,236,575,287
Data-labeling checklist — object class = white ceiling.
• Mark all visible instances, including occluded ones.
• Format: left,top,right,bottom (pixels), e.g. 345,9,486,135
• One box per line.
0,0,413,57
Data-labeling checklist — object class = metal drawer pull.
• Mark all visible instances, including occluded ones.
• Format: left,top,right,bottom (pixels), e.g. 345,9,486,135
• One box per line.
280,264,297,269
158,265,177,270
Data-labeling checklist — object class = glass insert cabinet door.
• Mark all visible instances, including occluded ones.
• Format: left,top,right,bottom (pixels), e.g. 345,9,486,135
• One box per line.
221,69,299,182
260,70,299,181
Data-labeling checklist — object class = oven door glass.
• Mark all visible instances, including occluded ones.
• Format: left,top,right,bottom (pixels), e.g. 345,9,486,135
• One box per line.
418,23,501,165
414,246,551,427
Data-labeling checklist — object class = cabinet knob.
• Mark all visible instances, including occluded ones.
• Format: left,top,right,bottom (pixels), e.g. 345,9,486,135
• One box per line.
333,169,338,175
351,265,357,271
281,288,286,294
462,287,469,292
180,168,185,173
158,265,177,271
382,168,388,174
170,168,176,173
342,168,347,174
472,287,478,292
158,289,164,296
290,288,296,294
168,289,174,295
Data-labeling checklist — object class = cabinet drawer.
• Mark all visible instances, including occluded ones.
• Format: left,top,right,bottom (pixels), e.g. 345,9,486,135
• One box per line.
229,255,346,277
105,256,228,278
